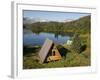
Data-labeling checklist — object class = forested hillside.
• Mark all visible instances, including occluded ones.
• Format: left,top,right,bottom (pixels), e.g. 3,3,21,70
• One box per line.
24,15,90,34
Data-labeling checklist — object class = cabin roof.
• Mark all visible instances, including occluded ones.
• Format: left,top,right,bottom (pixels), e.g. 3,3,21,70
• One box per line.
38,38,53,63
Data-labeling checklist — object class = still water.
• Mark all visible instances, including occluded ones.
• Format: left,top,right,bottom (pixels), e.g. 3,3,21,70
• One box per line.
23,29,70,46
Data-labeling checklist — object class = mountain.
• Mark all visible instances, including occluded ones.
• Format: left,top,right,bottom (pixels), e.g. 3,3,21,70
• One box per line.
24,15,91,34
23,17,50,24
23,17,35,24
23,17,75,24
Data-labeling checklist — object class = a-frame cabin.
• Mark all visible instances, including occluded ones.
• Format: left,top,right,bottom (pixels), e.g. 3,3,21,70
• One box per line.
38,39,61,63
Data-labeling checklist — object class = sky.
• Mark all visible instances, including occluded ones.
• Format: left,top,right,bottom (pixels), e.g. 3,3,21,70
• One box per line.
23,10,90,22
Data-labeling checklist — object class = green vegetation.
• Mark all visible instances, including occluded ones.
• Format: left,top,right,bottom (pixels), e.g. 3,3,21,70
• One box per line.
23,15,91,69
71,33,82,53
24,16,90,34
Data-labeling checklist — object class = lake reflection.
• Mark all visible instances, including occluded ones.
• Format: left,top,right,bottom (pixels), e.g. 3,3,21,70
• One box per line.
23,29,70,46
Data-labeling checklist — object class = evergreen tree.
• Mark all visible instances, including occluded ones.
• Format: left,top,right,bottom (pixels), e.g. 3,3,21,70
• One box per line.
71,33,82,53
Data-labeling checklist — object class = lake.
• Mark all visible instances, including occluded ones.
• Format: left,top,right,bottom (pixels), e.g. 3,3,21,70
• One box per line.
23,29,71,46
